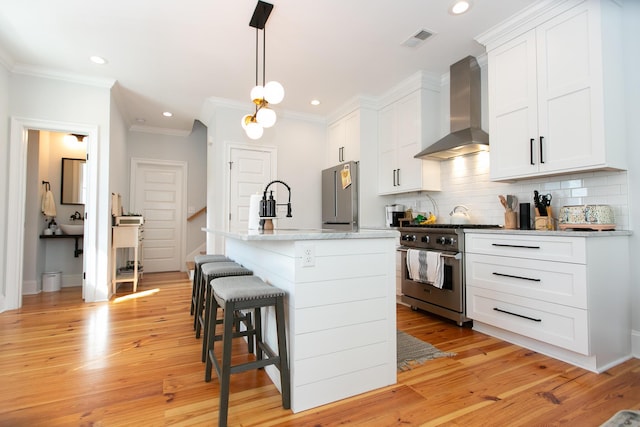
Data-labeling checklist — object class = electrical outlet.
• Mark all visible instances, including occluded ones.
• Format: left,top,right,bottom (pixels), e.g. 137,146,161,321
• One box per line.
302,245,315,267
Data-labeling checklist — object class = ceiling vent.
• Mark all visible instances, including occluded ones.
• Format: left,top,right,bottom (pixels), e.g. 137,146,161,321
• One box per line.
401,29,435,48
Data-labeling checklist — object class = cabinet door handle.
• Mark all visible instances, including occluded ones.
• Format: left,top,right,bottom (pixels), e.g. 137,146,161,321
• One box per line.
493,307,542,322
492,272,541,282
530,138,535,165
392,169,397,186
491,243,541,249
396,169,400,186
339,146,344,162
539,136,544,164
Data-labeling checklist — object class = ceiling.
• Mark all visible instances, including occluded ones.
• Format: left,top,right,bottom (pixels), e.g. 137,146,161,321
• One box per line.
0,0,537,135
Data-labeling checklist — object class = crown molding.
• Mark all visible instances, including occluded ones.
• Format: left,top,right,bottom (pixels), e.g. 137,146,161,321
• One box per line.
128,124,191,137
475,0,583,50
11,63,116,88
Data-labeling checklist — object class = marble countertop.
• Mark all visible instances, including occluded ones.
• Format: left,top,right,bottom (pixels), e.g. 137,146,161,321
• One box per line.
203,227,399,241
462,228,632,237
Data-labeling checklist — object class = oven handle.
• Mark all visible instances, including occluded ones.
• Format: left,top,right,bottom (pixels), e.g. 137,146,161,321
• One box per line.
397,247,461,260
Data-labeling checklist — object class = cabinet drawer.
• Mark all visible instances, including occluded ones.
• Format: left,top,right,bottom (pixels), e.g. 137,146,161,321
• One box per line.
465,253,587,308
465,233,586,263
467,286,589,355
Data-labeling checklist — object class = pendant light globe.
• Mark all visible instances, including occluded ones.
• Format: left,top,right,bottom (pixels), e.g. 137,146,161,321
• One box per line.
256,106,277,128
264,81,285,105
245,121,264,140
251,85,265,104
241,114,254,130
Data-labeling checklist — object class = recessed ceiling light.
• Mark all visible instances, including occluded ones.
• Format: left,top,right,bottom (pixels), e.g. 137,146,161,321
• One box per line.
310,99,320,106
162,111,173,117
135,118,146,124
450,1,471,15
90,55,107,65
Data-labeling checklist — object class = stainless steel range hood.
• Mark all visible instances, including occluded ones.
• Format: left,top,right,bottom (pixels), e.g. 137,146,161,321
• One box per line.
415,56,489,160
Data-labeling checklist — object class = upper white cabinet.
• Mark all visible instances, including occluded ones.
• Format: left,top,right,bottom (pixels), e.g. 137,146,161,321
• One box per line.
377,86,441,195
480,0,626,181
327,109,361,165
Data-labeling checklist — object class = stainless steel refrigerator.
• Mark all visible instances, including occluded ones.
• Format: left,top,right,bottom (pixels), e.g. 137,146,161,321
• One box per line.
322,161,358,231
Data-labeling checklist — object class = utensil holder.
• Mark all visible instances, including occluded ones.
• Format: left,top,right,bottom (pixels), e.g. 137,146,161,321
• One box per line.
534,213,555,230
504,211,517,229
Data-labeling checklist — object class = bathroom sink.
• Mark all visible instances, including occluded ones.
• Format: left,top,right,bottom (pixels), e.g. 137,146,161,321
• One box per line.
59,223,84,235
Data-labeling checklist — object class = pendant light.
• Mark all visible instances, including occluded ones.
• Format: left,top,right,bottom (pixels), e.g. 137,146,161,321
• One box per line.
243,1,284,139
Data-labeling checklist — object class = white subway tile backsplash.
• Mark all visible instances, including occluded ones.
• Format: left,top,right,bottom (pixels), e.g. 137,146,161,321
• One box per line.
393,153,630,229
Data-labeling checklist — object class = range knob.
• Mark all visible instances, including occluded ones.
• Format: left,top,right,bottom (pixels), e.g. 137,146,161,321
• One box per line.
402,234,417,242
437,236,455,245
420,236,430,244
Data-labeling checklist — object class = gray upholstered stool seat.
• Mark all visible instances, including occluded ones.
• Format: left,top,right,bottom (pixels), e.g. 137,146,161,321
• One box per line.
196,262,253,355
190,254,231,317
205,275,290,427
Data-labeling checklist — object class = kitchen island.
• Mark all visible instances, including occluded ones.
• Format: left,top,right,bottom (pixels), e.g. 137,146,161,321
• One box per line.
204,228,399,413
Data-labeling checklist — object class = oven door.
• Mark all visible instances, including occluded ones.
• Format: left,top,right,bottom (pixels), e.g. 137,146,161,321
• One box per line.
399,248,465,321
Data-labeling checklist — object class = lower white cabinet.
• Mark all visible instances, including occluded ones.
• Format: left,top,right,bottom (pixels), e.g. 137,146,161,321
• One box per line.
465,232,630,373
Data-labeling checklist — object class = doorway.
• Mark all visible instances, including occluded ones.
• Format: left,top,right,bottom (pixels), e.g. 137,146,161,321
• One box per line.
130,158,187,273
22,130,87,298
3,117,101,312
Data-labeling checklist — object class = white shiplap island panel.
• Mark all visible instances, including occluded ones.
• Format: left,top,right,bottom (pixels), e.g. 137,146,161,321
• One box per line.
205,228,399,413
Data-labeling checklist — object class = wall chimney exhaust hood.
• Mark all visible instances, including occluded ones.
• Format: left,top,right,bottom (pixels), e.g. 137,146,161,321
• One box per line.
415,56,489,160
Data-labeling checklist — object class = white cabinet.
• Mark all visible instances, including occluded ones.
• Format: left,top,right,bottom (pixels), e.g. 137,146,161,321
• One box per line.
465,232,630,373
377,89,440,195
482,0,626,181
327,110,360,165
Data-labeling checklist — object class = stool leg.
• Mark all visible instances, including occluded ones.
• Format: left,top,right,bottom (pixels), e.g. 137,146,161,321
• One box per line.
190,262,200,316
204,295,219,382
255,307,263,362
275,297,291,409
201,279,213,362
195,273,207,337
218,301,235,427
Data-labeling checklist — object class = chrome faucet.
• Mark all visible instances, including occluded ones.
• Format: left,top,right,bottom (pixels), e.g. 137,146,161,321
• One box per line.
70,211,83,221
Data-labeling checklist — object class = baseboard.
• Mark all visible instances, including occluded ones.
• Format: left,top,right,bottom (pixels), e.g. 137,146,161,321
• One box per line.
22,280,38,295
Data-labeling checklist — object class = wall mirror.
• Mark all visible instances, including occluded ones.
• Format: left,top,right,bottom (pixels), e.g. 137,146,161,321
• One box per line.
61,157,86,205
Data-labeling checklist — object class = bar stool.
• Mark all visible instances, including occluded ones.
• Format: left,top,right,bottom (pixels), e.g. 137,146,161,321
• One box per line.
190,254,231,317
195,262,253,340
204,275,290,427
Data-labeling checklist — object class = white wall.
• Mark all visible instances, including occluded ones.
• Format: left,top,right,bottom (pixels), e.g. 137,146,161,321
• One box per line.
125,120,208,256
0,62,9,309
623,0,640,356
200,99,326,254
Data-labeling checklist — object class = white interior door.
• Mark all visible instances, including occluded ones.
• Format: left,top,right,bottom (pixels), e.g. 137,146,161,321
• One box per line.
131,159,186,273
228,145,275,231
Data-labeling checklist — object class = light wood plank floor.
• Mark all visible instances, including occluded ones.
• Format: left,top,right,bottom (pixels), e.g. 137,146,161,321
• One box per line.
1,272,639,426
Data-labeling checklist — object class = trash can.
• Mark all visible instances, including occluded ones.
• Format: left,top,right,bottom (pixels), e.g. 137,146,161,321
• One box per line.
42,271,61,292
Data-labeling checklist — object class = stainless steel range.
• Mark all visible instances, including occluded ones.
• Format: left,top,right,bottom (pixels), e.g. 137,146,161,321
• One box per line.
398,224,500,326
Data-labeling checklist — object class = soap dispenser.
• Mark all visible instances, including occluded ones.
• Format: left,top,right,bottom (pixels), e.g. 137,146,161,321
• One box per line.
267,191,276,217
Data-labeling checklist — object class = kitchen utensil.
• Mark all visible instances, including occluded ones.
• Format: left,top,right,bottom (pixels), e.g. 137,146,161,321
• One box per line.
498,195,508,211
450,205,471,224
509,195,518,210
534,190,547,216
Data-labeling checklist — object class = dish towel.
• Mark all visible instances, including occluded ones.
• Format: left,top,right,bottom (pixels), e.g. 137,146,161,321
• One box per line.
406,249,444,289
41,190,57,217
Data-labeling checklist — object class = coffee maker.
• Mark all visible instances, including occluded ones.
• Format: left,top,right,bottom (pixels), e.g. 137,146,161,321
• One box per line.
385,204,405,227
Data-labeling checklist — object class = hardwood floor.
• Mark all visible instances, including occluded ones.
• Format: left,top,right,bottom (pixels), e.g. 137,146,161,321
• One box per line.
1,272,639,426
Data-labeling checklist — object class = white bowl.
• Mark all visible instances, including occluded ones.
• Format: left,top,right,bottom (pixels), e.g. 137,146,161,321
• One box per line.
59,223,84,235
